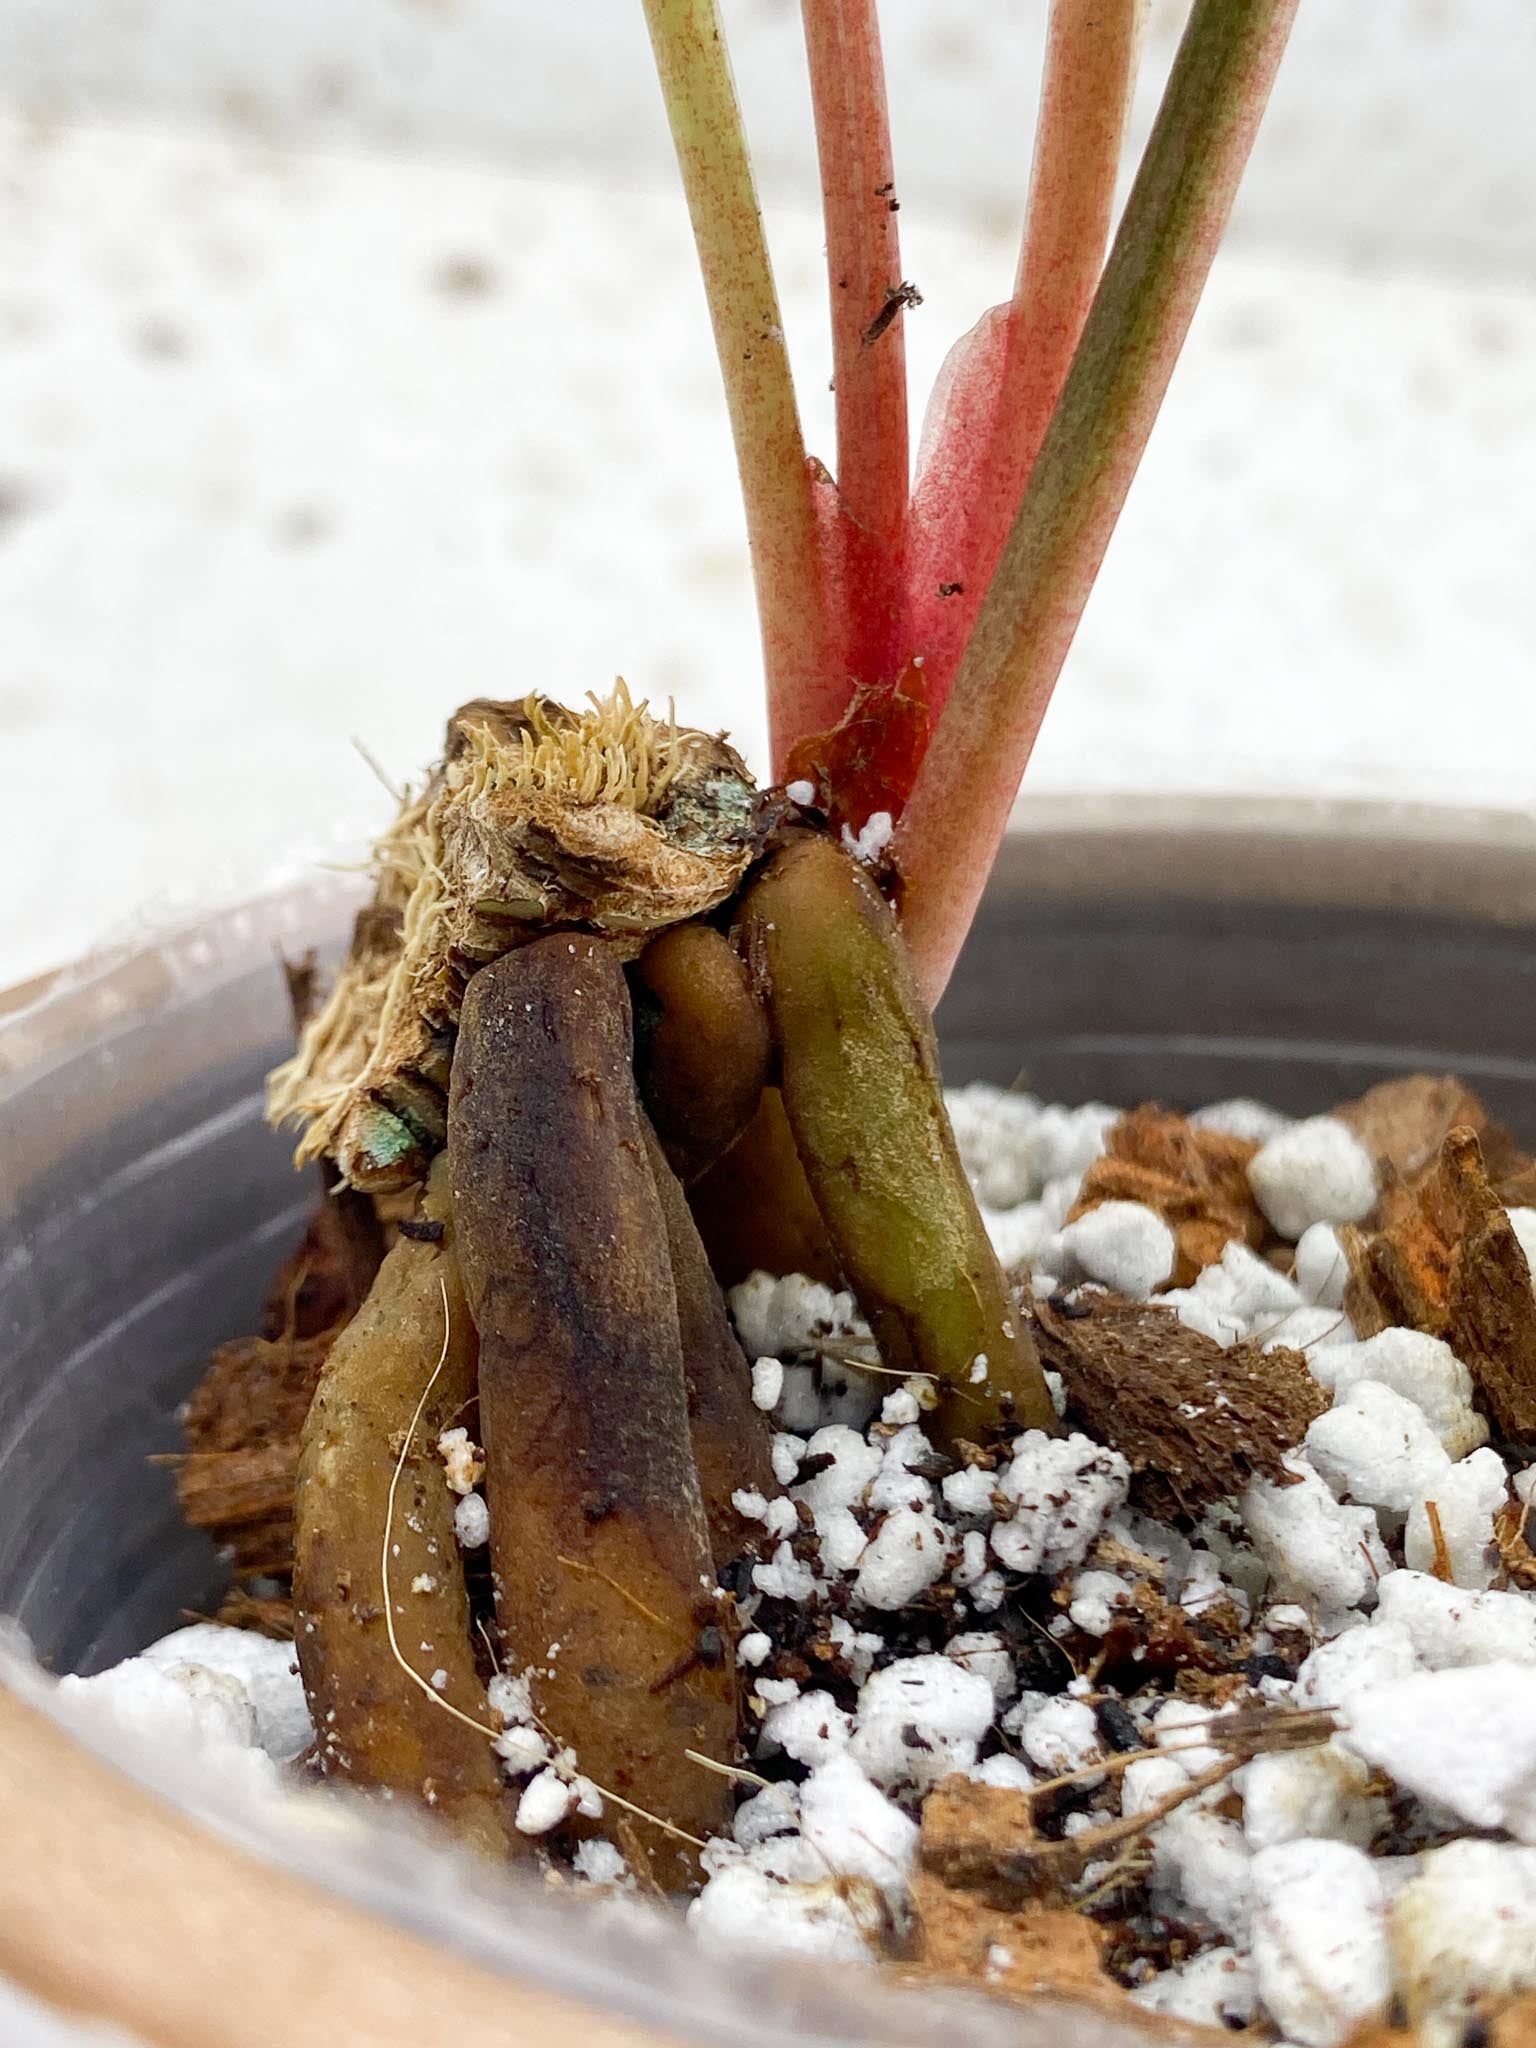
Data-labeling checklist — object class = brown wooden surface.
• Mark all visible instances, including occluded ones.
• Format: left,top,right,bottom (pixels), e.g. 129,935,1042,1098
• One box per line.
0,1686,679,2048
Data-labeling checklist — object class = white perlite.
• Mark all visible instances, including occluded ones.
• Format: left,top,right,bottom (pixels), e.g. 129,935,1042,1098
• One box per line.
1392,1841,1536,2048
453,1492,490,1548
1132,1948,1256,2028
1310,1327,1487,1460
1242,1456,1390,1622
1375,1569,1536,1668
1304,1379,1452,1515
1250,1840,1390,2047
140,1623,311,1762
1058,1201,1175,1296
1344,1662,1536,1838
798,1755,917,1905
1239,1741,1387,1850
436,1426,484,1495
849,1657,994,1793
1403,1447,1508,1589
1247,1117,1377,1239
988,1432,1130,1575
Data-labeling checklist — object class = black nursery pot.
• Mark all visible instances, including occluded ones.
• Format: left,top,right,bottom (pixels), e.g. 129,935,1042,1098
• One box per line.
2,795,1535,2042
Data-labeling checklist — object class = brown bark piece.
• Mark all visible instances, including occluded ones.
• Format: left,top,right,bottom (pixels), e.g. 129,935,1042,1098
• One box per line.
176,1441,300,1579
1068,1106,1266,1288
918,1774,1044,1899
1342,1127,1536,1443
903,1868,1229,2038
1495,1498,1536,1590
450,936,736,1886
904,1871,1147,2022
1336,1073,1536,1206
213,1588,294,1639
1034,1293,1328,1519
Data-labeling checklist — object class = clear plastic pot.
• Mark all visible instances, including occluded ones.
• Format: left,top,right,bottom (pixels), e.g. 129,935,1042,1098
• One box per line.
3,797,1536,2044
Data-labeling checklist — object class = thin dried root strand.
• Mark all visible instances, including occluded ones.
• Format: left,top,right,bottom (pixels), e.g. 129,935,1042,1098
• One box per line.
1022,1704,1338,1804
740,835,1056,1439
555,1555,670,1630
684,1749,773,1790
379,1275,502,1746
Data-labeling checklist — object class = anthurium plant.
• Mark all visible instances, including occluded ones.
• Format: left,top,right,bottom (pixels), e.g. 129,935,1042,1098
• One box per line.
188,0,1297,1891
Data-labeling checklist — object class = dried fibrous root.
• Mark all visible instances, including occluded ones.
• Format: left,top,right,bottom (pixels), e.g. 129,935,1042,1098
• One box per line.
449,936,736,1886
269,687,772,1192
292,1160,513,1860
632,921,771,1185
175,1178,384,1607
919,1705,1337,1911
739,835,1056,1439
642,1120,775,1565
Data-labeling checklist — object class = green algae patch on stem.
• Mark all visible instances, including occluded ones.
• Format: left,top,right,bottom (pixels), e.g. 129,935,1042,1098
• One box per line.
740,836,1054,1440
449,935,736,1884
293,1172,512,1860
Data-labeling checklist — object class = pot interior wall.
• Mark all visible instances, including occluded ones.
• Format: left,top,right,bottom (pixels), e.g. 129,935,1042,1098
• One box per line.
3,849,1535,1675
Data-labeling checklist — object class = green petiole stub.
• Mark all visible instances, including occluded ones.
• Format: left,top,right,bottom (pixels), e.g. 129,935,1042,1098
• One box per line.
740,835,1056,1441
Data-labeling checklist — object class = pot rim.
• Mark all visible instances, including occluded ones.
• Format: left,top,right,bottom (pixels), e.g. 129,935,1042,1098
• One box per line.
7,792,1536,1081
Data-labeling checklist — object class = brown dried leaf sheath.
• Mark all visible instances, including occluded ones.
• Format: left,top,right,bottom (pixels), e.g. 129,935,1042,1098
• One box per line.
449,936,736,1883
1343,1126,1536,1442
292,1200,512,1859
1034,1294,1328,1518
633,922,771,1185
642,1122,775,1564
688,1087,841,1289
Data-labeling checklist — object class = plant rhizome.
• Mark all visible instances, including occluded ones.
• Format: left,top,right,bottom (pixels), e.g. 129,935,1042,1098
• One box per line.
180,0,1299,1923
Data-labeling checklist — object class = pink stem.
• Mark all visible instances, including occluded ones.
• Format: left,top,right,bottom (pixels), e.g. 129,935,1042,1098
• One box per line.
895,0,1300,1004
904,0,1141,722
801,0,909,705
640,0,841,775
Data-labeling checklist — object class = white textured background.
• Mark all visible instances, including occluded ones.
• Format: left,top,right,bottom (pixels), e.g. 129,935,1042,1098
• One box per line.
1,0,1534,984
